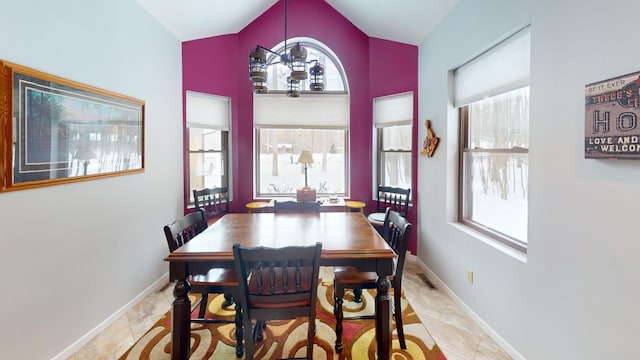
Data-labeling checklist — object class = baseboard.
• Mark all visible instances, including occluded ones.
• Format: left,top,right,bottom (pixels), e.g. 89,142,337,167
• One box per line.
51,272,170,360
408,254,526,360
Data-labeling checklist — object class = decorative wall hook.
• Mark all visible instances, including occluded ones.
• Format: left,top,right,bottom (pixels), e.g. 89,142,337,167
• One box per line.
420,119,439,157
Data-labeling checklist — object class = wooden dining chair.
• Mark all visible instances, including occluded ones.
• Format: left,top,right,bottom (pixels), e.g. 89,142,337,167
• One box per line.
273,200,321,213
333,208,412,353
193,187,229,225
233,242,323,360
367,186,410,232
163,209,237,319
163,209,244,356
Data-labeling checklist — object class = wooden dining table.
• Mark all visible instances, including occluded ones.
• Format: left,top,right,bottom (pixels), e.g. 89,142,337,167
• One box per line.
164,212,397,360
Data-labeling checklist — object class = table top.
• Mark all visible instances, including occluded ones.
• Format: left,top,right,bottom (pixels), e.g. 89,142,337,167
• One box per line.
165,212,394,263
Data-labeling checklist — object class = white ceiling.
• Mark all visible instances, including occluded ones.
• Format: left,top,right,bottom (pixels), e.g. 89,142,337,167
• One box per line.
136,0,460,46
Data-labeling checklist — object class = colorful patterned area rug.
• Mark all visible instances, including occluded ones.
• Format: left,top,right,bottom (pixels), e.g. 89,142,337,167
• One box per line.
120,281,446,359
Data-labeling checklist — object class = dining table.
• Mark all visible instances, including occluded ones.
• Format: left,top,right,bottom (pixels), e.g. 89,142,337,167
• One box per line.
164,211,397,360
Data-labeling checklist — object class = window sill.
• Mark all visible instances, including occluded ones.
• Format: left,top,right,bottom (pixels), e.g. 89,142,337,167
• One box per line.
449,222,528,264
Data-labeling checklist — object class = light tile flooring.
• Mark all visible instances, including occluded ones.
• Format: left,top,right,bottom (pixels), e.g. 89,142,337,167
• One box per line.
69,260,512,360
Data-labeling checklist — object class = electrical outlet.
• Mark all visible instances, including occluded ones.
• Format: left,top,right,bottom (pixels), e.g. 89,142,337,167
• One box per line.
466,269,474,284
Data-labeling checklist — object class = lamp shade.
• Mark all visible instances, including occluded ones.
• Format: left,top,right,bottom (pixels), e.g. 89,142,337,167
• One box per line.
297,150,314,164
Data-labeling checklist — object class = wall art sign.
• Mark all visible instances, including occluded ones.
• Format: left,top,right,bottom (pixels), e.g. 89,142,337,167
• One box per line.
585,70,640,159
0,60,145,192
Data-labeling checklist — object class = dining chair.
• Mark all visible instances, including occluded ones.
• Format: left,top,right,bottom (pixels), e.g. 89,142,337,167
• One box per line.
273,200,321,213
367,186,410,231
163,209,244,356
333,208,412,353
164,210,240,314
233,242,323,360
193,187,229,225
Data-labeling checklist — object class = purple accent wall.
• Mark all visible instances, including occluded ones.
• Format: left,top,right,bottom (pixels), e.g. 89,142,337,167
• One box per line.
182,35,239,210
182,0,418,253
368,37,419,253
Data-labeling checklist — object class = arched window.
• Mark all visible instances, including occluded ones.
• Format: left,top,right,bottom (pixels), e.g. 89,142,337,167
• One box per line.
254,38,350,198
264,38,348,93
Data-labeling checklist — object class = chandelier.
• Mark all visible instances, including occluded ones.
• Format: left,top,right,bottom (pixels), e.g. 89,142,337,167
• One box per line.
248,0,324,97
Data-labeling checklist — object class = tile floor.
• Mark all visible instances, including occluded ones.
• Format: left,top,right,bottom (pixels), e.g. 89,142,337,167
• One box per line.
68,260,512,360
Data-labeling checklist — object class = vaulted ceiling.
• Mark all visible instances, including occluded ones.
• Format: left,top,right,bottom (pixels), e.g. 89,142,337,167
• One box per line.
136,0,460,46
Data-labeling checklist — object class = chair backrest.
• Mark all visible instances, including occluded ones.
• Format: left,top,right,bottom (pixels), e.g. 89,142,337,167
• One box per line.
381,208,412,279
233,242,322,318
273,200,321,213
193,187,229,218
376,186,410,217
163,208,208,252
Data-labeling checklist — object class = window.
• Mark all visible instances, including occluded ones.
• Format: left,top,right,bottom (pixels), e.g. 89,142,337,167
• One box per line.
186,91,230,205
374,92,413,197
455,27,530,253
265,39,348,93
254,39,349,198
254,95,349,197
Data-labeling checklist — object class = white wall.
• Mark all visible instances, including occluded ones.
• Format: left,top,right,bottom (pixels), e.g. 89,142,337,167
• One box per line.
0,1,183,359
419,0,640,359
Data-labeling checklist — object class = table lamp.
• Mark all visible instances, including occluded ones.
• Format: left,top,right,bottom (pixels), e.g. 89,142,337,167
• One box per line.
296,150,316,201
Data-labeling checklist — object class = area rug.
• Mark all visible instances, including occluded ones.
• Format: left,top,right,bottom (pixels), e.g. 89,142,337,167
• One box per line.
120,281,446,359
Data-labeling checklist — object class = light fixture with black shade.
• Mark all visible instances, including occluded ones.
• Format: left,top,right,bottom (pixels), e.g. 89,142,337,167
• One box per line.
248,0,325,97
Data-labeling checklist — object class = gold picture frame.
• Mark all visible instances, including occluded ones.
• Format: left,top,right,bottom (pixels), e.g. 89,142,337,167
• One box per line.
0,60,145,192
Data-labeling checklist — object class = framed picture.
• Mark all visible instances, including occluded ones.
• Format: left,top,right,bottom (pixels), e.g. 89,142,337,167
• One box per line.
0,60,145,192
585,70,640,159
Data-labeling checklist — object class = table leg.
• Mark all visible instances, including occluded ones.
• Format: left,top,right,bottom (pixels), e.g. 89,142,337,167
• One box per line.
333,284,345,353
172,279,191,360
375,275,392,360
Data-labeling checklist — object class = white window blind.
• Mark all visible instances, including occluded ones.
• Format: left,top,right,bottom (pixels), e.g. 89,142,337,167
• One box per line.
373,92,414,128
253,94,350,129
186,91,230,130
454,26,531,107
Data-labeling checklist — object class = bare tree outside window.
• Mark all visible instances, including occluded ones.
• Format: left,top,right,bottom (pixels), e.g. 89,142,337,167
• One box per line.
379,125,412,192
460,87,529,251
188,128,227,204
257,128,347,196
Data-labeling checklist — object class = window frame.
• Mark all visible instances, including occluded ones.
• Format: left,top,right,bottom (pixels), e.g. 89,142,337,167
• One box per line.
372,92,414,203
187,128,229,206
458,104,528,253
454,26,530,254
264,38,349,95
376,126,413,199
253,39,349,199
184,91,231,207
254,127,350,198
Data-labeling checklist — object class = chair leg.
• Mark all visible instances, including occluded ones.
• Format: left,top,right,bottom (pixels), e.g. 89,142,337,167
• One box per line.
307,314,315,359
352,288,363,303
198,292,209,319
243,318,254,360
333,282,344,354
235,302,244,358
256,320,265,341
394,286,406,349
223,293,234,307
